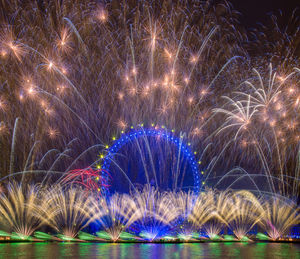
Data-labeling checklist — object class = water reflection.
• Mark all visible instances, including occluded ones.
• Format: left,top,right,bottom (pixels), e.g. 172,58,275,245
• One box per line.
0,242,299,259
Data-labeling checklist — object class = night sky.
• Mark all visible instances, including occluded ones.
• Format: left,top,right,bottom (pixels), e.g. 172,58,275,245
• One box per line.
229,0,299,28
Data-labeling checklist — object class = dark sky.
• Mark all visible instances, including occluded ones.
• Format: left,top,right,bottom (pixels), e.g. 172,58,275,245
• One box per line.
229,0,299,28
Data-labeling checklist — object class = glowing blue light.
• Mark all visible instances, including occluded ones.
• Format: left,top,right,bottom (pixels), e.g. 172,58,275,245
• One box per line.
102,127,203,195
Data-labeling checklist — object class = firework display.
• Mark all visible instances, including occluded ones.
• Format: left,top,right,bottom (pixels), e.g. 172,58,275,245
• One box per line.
0,183,298,242
0,0,299,242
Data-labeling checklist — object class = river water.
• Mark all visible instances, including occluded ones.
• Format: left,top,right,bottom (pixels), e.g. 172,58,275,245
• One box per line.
0,242,299,259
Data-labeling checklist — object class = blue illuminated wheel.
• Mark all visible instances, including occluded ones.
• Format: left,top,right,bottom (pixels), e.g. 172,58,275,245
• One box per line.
102,127,202,195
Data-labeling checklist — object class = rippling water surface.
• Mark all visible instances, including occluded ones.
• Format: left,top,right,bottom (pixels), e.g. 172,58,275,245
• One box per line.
0,242,299,259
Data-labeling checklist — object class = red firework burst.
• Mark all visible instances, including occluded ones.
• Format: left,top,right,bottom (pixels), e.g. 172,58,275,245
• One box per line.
62,167,111,195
